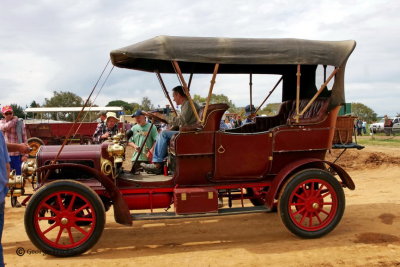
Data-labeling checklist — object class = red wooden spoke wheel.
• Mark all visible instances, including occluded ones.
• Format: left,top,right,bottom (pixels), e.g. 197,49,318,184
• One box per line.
278,169,345,238
25,180,105,257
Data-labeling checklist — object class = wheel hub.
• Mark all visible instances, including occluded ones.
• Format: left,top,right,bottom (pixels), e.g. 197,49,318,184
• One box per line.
304,197,321,212
60,217,69,225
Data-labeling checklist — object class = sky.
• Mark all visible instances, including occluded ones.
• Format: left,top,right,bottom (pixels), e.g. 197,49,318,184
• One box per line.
0,0,399,116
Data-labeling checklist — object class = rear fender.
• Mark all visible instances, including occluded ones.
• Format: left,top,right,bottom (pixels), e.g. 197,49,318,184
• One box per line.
36,163,132,226
265,158,355,209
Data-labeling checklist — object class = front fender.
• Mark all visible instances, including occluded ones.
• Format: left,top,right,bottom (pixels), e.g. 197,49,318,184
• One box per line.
265,158,355,209
36,163,132,226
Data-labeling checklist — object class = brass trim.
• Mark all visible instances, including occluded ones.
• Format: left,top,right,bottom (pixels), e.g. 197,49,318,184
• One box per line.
101,158,113,176
217,145,225,154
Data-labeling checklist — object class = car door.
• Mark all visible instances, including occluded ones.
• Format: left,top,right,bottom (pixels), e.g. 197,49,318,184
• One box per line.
213,131,272,181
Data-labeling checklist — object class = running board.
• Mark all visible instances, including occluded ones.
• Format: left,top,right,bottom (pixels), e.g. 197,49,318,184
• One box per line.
131,206,269,221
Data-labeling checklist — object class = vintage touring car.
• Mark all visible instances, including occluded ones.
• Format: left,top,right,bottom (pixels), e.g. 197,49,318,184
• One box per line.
14,36,356,256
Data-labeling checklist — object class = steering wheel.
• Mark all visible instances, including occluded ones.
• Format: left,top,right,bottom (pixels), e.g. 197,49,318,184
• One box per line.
142,111,168,124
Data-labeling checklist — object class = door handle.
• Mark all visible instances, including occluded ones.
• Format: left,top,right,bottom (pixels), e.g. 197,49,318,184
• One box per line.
217,145,225,154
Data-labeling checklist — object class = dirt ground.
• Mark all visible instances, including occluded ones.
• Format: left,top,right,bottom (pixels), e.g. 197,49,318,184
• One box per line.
3,146,400,266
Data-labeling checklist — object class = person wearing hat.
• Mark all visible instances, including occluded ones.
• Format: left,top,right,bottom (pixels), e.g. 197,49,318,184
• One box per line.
242,104,257,125
383,115,393,136
93,112,119,143
128,110,158,174
0,105,28,208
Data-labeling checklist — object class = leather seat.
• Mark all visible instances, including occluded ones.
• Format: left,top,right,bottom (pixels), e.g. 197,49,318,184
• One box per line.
246,98,330,133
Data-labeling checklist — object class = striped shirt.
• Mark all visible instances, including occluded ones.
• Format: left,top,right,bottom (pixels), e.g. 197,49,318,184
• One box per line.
92,122,118,143
0,117,27,156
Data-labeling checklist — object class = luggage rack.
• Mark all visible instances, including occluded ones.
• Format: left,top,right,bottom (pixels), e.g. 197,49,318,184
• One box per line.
331,142,364,165
332,142,364,150
331,114,364,164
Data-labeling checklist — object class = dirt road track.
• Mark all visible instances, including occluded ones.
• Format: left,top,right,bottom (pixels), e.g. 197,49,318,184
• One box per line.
3,146,400,266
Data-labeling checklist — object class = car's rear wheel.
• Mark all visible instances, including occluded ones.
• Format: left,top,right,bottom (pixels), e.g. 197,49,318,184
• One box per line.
278,169,345,238
25,180,105,257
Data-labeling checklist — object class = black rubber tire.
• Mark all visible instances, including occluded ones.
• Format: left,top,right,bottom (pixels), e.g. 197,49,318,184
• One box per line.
27,137,44,158
24,180,106,257
278,169,345,239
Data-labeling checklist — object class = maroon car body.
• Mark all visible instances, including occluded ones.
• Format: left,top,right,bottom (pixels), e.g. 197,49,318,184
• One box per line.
20,36,356,257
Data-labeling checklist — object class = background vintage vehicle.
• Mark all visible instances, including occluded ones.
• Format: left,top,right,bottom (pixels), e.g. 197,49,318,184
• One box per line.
24,106,123,157
12,36,357,257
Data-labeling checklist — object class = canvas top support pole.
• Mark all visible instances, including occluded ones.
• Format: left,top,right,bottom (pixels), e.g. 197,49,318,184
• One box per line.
255,76,283,114
201,63,219,124
155,70,177,116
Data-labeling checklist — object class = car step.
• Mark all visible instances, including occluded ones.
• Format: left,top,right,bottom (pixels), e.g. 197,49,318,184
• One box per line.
131,206,269,221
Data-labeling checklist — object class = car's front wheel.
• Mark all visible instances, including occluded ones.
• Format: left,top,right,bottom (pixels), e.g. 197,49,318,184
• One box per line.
25,180,105,257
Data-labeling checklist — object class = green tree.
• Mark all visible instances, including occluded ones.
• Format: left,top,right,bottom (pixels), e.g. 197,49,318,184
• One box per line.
351,102,377,123
44,91,84,121
141,97,154,111
106,100,133,114
130,102,141,113
44,91,83,107
30,100,40,108
9,104,25,118
261,103,281,115
26,100,41,119
193,93,237,112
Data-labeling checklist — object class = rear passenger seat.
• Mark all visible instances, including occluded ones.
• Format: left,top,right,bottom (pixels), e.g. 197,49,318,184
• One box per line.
226,98,330,133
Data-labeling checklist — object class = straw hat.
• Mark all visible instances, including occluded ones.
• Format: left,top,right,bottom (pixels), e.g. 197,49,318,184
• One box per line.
106,112,118,122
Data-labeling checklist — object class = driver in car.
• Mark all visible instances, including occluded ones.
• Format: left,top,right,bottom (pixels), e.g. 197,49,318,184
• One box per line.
141,85,200,174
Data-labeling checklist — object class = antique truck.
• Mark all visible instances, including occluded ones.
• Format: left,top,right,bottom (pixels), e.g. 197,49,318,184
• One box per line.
23,106,123,157
14,36,356,257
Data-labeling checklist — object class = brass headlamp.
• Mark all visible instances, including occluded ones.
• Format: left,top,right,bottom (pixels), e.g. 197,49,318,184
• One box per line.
107,143,125,163
7,170,24,197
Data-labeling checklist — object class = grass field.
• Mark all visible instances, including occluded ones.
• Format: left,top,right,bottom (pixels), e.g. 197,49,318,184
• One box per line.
356,134,400,147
